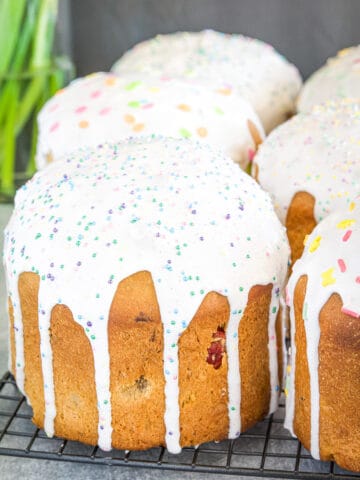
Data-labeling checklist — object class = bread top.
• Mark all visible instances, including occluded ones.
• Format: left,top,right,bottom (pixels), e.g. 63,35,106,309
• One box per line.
37,72,264,171
253,99,360,223
298,45,360,113
4,137,289,453
112,29,302,132
288,198,360,320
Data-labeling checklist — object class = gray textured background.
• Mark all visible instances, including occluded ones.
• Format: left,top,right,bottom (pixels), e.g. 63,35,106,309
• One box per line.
69,0,360,79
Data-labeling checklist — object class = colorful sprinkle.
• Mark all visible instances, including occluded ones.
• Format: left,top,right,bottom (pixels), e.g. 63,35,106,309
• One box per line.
79,120,89,129
337,219,355,229
177,103,191,112
309,235,322,253
197,127,208,138
321,267,336,287
342,230,352,242
337,259,346,273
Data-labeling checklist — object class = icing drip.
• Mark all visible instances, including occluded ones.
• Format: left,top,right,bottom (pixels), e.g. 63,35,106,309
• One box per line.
38,295,56,436
268,285,281,414
285,198,360,458
37,72,264,171
112,29,302,132
298,45,360,113
254,99,360,224
4,137,289,452
10,282,26,395
279,294,288,388
226,309,244,439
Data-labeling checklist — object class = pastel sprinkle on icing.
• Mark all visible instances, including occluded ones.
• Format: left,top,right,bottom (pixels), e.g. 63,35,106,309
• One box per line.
179,128,191,138
341,307,360,318
105,76,116,86
342,230,352,242
177,104,191,111
124,114,135,124
337,259,346,273
321,267,336,287
133,123,145,132
336,219,355,229
309,236,322,253
197,127,208,137
78,120,89,129
36,72,264,171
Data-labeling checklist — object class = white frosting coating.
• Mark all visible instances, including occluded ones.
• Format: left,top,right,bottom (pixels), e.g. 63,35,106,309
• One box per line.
254,99,360,224
112,30,302,133
36,72,264,171
268,287,282,413
4,137,289,452
298,46,360,113
285,198,360,459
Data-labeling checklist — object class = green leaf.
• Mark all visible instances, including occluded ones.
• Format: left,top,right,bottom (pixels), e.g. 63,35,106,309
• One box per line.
1,81,19,193
10,0,40,73
0,0,27,75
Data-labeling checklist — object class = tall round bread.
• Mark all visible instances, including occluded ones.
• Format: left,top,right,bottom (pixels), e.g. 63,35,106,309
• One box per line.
112,30,302,133
253,100,360,263
36,72,264,171
4,138,289,453
298,45,360,113
285,200,360,472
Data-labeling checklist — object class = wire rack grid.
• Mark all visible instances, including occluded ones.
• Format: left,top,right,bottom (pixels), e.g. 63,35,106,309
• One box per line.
0,371,359,479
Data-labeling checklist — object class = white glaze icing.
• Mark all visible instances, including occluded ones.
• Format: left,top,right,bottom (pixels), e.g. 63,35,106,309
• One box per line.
36,71,264,171
112,30,302,133
268,286,281,414
298,46,360,113
254,99,360,224
285,198,360,459
4,137,289,453
279,294,289,387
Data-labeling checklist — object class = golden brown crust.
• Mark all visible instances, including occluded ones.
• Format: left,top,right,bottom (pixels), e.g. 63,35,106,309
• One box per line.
293,275,360,471
18,272,45,426
109,271,165,450
8,298,15,377
240,284,272,431
179,291,230,446
293,275,311,451
51,304,98,445
286,192,317,264
319,293,360,471
247,119,263,150
252,162,259,182
16,270,276,450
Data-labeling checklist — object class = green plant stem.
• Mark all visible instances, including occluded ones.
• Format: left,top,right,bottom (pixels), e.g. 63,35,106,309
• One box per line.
15,75,45,135
31,0,58,68
1,82,19,193
27,73,52,176
0,1,39,126
0,0,27,75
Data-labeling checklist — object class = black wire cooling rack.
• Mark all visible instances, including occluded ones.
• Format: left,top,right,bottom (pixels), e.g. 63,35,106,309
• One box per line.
0,371,359,479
